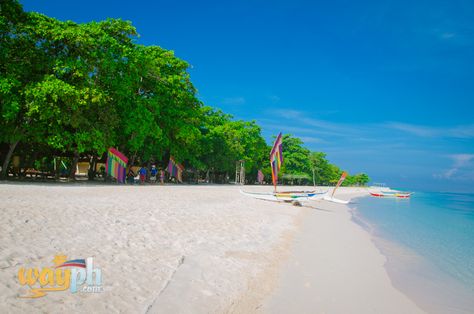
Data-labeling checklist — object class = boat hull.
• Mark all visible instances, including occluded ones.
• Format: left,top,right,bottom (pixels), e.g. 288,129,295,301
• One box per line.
240,190,349,204
370,192,412,198
240,190,327,202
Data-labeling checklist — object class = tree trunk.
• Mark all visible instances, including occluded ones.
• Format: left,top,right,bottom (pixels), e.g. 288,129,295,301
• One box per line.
88,156,97,180
129,152,137,168
146,160,151,181
312,169,316,187
54,157,60,180
1,140,19,179
20,150,39,178
69,151,79,180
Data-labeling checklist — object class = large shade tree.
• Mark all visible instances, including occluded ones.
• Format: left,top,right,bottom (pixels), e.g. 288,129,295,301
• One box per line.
0,1,51,178
0,1,369,184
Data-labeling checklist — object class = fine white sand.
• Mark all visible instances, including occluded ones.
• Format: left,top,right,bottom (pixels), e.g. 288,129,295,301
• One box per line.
0,183,423,313
261,188,424,314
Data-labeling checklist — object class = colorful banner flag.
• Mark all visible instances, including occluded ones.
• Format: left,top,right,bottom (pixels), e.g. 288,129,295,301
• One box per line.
105,148,128,183
167,156,185,183
257,170,264,184
331,171,347,197
270,132,283,189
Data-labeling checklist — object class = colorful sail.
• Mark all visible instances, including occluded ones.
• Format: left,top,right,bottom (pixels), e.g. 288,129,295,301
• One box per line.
257,169,264,184
167,156,185,182
331,171,347,197
105,148,128,183
270,132,283,189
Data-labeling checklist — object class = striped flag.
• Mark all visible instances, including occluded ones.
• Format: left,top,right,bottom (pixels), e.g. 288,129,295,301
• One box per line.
105,148,128,183
270,133,283,189
257,169,264,184
167,156,185,183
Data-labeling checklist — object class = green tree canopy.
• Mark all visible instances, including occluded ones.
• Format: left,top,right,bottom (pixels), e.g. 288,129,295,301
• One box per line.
0,1,369,184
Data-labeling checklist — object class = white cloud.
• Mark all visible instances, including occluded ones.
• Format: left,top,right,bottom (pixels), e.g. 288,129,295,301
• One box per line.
298,136,326,144
441,32,456,39
449,125,474,138
222,97,245,105
272,109,361,136
435,154,474,180
264,110,474,147
273,109,302,119
385,122,474,139
385,122,438,137
268,95,280,103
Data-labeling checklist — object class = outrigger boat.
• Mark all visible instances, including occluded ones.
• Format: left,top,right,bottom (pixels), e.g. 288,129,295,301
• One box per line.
240,187,350,205
369,191,412,198
240,189,328,204
240,132,350,206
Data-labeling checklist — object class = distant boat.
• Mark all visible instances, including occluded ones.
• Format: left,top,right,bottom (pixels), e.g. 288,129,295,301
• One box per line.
369,183,390,192
369,191,412,198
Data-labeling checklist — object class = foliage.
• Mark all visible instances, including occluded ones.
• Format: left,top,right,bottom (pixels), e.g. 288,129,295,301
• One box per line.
0,1,369,185
198,106,268,181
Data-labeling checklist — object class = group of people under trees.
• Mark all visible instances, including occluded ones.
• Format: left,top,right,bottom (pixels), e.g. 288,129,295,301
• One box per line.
127,165,165,185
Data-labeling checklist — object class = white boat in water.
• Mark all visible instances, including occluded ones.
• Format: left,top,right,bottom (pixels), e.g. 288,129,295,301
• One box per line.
369,190,412,198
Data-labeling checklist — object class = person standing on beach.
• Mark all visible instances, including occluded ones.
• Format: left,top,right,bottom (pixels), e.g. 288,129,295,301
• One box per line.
126,167,136,184
159,169,165,185
139,166,147,184
150,165,158,184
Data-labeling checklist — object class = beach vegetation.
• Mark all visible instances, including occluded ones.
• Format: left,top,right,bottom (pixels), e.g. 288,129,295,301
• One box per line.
0,0,369,185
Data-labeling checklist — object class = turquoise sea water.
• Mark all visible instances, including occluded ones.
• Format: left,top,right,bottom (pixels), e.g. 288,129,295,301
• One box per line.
352,192,474,313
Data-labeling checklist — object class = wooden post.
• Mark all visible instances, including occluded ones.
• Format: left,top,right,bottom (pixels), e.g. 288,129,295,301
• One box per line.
235,160,245,185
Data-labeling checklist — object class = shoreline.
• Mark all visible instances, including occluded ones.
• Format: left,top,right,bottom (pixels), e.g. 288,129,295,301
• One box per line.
260,188,424,314
351,197,474,314
224,203,310,313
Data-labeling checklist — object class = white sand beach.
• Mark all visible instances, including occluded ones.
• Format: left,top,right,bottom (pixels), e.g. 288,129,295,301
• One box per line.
261,188,424,314
0,183,423,313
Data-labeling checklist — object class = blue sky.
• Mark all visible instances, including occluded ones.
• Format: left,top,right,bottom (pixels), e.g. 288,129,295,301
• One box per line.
21,0,474,192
